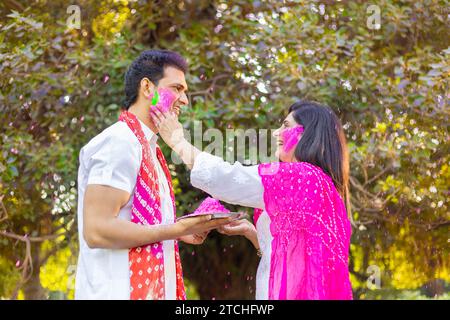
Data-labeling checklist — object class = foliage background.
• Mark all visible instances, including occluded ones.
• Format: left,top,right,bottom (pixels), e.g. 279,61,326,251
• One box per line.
0,0,448,299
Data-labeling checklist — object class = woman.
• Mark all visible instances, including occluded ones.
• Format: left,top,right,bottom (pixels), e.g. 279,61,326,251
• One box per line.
149,100,353,300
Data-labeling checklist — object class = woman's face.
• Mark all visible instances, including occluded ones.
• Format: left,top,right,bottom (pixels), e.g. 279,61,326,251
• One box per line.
273,112,302,162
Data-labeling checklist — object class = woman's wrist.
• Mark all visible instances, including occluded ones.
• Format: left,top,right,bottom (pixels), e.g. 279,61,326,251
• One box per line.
243,221,259,249
243,225,256,240
171,138,201,169
169,136,187,150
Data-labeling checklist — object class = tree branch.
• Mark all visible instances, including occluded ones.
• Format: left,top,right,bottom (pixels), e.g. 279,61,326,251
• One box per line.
0,195,8,223
188,73,232,99
364,164,394,186
0,230,66,243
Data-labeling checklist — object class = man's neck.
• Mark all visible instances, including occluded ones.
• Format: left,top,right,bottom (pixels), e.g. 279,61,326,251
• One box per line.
128,104,158,134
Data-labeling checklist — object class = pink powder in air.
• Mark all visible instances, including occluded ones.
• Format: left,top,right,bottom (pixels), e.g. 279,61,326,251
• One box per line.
281,126,304,152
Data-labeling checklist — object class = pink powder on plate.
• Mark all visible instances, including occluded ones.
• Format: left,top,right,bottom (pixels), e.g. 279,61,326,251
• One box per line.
179,197,230,219
281,126,304,152
193,197,230,215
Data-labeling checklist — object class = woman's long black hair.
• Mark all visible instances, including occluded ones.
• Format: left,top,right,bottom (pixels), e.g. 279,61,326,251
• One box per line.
288,100,351,216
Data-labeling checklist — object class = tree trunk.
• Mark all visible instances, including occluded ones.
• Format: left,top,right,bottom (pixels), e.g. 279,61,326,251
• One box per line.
22,242,47,300
421,279,446,297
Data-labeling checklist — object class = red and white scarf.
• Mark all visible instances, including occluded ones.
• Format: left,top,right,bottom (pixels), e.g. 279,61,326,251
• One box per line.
119,110,186,300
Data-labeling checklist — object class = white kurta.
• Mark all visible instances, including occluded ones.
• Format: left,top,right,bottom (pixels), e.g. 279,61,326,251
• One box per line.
75,119,176,300
190,152,273,300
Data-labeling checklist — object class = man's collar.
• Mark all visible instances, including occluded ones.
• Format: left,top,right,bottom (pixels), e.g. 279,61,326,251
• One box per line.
138,119,159,145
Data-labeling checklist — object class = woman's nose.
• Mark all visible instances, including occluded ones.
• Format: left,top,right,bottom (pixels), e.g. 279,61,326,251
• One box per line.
273,127,281,138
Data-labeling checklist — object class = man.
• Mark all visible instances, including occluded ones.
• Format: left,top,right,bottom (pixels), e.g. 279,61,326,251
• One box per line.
75,50,231,300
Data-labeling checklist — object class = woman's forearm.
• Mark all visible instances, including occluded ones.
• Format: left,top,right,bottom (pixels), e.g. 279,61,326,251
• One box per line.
171,138,201,169
244,224,260,250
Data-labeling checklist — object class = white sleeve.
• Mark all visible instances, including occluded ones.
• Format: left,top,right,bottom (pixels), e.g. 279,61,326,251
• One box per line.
190,152,265,209
86,135,141,194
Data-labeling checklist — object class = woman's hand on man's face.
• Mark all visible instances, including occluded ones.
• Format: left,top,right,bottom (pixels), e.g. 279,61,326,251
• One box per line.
149,104,185,148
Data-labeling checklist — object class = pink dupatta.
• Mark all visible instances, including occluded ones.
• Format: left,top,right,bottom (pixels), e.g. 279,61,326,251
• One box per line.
255,162,352,300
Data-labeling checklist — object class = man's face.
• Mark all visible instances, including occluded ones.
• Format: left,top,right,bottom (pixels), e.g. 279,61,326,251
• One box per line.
156,66,189,117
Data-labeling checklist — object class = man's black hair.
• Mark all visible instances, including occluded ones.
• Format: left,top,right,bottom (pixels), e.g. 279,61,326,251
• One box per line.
123,50,187,109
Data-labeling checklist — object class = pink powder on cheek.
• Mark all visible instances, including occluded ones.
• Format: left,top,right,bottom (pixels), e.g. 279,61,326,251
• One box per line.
158,88,177,112
281,126,304,153
149,88,177,113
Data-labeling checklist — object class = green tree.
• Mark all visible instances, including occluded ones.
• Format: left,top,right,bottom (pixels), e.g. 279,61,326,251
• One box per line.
1,0,448,299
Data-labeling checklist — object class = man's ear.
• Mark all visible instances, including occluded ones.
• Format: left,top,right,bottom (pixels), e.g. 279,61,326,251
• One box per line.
140,77,156,98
